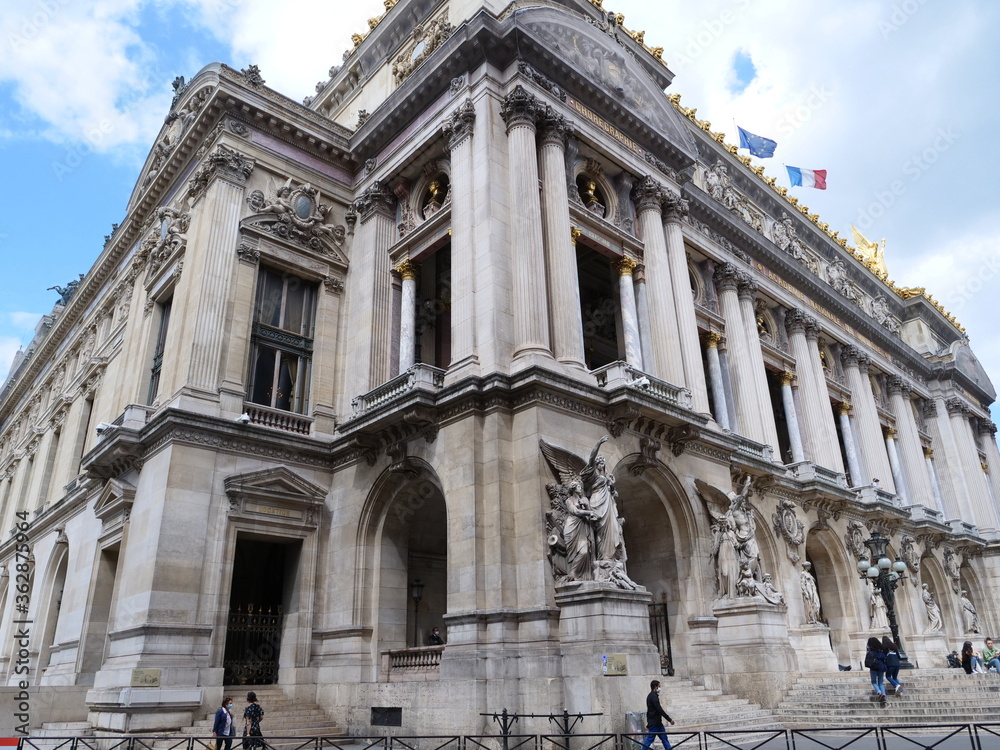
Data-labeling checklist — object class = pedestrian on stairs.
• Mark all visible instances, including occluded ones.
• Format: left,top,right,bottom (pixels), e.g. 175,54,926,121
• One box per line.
213,696,235,750
243,691,265,749
881,637,903,695
642,679,675,749
864,637,887,704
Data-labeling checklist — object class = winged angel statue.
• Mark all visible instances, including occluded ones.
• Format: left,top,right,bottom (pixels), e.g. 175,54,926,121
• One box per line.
540,436,639,590
695,478,784,605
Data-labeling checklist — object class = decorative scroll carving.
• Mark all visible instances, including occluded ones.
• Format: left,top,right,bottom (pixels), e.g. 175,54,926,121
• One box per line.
354,180,395,224
844,519,867,560
392,16,455,86
244,179,345,254
900,534,920,582
628,437,660,476
517,61,567,102
500,85,544,131
146,206,191,277
443,99,476,150
241,65,266,88
187,144,255,204
772,499,805,563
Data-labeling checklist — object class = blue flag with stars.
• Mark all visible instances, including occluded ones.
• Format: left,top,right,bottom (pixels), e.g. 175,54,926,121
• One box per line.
737,126,777,158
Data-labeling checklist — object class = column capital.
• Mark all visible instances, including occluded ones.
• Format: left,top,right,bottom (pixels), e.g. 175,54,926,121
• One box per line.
613,256,638,276
978,420,997,438
837,401,852,416
886,374,911,397
443,98,476,150
701,331,723,348
186,144,255,203
538,105,572,147
355,180,396,223
633,263,647,284
784,308,812,334
885,427,897,439
662,193,690,223
570,226,583,245
780,371,795,386
840,344,864,368
737,273,758,300
713,262,741,292
395,259,420,280
946,397,968,416
500,85,543,132
923,446,934,459
632,175,664,214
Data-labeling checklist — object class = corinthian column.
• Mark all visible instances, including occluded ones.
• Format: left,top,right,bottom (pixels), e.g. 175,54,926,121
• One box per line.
714,263,761,442
662,196,710,412
841,346,893,491
632,177,683,385
613,257,643,368
703,332,729,430
396,260,419,372
539,109,585,368
923,398,974,522
805,320,845,472
980,421,1000,510
443,100,479,374
887,376,934,507
633,264,654,373
837,402,865,487
924,447,946,513
737,275,780,455
885,428,909,504
947,399,998,530
501,86,551,362
780,371,805,463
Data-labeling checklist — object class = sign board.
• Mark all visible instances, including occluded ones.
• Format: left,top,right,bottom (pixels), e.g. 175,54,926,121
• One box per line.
130,668,161,687
602,653,627,676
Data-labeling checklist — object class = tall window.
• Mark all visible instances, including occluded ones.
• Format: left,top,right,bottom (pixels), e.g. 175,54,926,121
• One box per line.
248,268,316,413
147,297,172,405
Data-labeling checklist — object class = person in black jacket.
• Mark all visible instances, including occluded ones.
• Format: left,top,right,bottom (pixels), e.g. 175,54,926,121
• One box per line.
865,636,887,704
642,680,675,749
881,636,903,695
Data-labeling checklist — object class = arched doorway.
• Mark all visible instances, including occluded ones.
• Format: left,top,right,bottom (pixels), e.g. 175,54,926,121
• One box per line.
37,543,68,683
804,529,857,664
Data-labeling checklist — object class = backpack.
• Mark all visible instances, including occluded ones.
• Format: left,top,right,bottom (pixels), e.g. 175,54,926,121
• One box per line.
864,650,876,669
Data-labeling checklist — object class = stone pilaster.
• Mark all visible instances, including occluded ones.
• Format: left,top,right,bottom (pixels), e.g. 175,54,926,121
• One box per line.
780,372,805,463
703,332,730,430
924,446,946,513
662,196,710,412
946,399,998,530
501,86,551,363
714,264,761,442
443,99,479,376
887,376,935,508
539,111,585,368
841,346,893,491
737,275,780,456
923,398,975,522
396,260,419,372
979,421,1000,512
804,318,845,472
612,257,643,369
633,177,683,385
885,428,909,504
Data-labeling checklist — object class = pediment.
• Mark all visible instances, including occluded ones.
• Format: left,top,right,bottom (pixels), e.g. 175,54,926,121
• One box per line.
94,478,137,524
225,467,327,504
516,7,699,166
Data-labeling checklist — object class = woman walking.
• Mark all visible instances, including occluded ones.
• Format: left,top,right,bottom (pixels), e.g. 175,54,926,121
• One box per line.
882,636,903,695
865,636,887,704
212,696,235,750
243,691,265,749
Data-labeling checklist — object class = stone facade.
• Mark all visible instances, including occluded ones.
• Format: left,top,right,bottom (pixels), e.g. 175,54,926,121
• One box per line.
1,0,1000,737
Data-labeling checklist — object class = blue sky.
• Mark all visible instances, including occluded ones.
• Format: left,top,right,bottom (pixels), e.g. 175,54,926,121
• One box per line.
1,0,999,423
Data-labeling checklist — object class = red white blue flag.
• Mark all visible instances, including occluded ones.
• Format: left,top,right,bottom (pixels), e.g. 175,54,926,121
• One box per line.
786,166,827,190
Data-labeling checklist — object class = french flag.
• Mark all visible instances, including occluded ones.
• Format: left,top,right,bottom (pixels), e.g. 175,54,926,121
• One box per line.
786,165,827,190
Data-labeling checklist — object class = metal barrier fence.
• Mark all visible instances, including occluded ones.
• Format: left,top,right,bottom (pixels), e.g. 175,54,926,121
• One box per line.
17,727,1000,750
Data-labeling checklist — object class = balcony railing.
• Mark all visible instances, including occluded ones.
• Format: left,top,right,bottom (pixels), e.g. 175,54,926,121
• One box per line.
592,361,692,409
352,364,446,417
380,644,445,681
243,402,314,435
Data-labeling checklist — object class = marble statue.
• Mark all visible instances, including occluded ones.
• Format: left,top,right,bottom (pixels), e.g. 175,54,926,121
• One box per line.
541,436,637,589
869,584,889,631
922,583,943,633
698,477,781,602
800,562,821,624
961,590,980,633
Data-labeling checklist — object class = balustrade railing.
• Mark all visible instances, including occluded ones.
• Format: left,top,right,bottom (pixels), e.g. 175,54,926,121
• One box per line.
243,403,314,435
352,364,447,416
383,645,445,671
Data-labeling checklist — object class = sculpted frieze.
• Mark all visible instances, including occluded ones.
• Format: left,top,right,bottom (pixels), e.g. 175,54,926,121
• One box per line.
392,16,454,86
243,178,346,258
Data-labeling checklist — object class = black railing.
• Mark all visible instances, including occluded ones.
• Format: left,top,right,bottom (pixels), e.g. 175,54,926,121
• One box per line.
18,726,1000,750
648,599,674,676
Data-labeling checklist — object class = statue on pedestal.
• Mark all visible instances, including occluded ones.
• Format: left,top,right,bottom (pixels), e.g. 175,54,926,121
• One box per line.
800,562,821,624
869,583,889,631
541,436,637,590
960,590,980,634
922,583,943,633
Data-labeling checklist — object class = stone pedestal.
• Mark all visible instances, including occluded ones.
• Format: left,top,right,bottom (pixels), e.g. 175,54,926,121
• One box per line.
788,624,838,672
713,598,793,708
555,582,660,725
86,686,204,732
901,631,949,670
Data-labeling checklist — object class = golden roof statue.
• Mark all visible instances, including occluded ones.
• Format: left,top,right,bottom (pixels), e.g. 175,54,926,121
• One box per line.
851,225,888,279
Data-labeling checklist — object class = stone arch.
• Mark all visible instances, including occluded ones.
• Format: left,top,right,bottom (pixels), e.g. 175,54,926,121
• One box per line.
35,538,69,683
612,459,706,675
804,526,860,664
355,461,448,672
959,563,989,636
917,554,955,637
572,159,617,222
410,158,452,224
687,260,705,306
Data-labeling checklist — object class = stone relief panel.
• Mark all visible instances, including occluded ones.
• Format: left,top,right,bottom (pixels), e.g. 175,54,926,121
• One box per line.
392,15,454,86
243,177,347,260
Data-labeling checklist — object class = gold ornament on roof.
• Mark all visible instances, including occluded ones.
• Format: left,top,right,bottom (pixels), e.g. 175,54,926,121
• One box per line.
851,225,889,279
896,286,926,300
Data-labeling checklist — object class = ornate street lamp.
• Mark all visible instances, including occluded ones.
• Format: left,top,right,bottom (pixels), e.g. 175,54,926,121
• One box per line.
410,579,424,648
857,533,912,669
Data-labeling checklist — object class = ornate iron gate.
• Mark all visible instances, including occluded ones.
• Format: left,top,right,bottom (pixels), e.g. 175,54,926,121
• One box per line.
223,604,283,685
648,599,673,676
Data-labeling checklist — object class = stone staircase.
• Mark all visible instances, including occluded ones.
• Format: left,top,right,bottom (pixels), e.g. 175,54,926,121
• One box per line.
774,668,1000,727
655,677,783,732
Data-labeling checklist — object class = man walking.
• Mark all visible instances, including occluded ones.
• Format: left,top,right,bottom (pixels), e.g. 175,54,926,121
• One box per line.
643,679,675,749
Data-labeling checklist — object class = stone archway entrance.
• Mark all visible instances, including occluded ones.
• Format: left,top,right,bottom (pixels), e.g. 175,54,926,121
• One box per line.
804,531,857,665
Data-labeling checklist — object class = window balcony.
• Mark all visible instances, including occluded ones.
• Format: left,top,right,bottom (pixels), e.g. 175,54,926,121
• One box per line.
242,402,314,435
380,645,444,682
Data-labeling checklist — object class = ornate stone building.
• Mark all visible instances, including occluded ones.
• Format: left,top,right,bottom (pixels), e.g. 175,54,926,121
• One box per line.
2,0,999,735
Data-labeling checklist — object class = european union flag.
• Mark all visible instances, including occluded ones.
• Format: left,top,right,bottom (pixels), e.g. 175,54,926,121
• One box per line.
737,126,777,158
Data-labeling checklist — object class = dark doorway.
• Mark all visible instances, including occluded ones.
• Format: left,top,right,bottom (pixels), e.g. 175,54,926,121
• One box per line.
577,245,620,370
224,538,288,685
416,245,452,369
